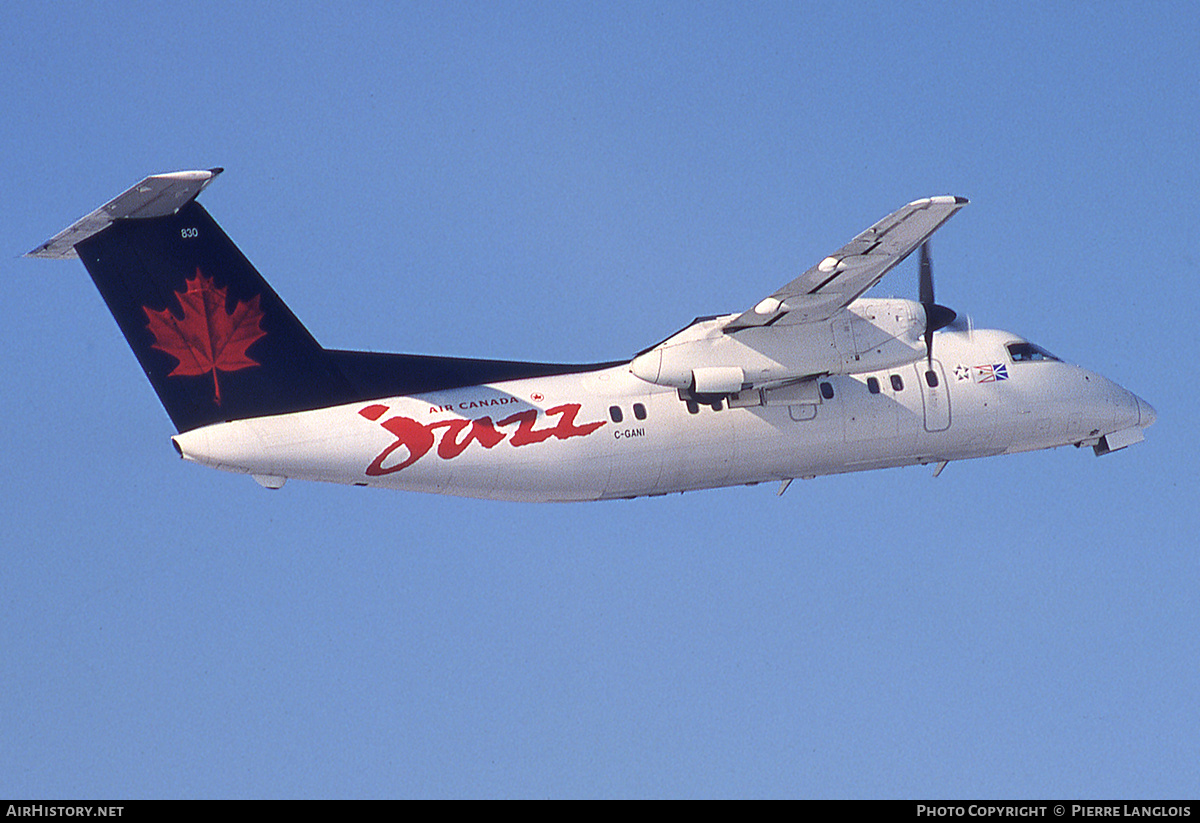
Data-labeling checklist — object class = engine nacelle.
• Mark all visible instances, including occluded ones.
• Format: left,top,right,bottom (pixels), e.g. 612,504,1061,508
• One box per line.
630,298,928,391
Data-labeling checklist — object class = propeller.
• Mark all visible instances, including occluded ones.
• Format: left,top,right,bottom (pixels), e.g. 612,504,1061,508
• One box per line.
918,242,957,367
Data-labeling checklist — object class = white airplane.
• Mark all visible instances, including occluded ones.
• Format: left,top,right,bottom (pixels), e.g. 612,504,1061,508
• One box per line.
29,169,1155,501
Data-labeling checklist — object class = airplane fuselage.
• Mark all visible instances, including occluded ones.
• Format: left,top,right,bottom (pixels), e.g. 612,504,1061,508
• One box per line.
173,324,1150,502
30,172,1154,500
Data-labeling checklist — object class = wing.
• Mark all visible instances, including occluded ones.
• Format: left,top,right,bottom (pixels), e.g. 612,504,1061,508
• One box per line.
724,195,967,331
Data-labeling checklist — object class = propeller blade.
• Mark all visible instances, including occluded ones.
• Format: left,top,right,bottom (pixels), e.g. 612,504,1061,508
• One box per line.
918,242,957,365
919,242,935,306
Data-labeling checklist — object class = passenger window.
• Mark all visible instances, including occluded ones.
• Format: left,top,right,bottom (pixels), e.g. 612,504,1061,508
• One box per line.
890,375,904,392
866,377,880,394
633,403,647,420
925,370,939,388
820,382,835,400
609,406,623,423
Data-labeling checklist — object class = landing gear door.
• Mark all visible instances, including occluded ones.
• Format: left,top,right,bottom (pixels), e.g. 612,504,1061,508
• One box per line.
916,360,951,432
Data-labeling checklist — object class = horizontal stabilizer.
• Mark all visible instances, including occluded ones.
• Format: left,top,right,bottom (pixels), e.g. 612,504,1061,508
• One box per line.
27,169,223,260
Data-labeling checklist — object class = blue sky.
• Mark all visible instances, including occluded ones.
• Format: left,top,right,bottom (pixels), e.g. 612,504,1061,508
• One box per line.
2,1,1196,798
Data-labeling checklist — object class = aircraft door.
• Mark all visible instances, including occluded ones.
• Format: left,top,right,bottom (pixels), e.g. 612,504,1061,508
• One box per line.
915,360,951,432
604,396,663,496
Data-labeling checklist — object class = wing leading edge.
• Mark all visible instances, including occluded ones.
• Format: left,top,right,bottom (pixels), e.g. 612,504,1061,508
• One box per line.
724,195,967,331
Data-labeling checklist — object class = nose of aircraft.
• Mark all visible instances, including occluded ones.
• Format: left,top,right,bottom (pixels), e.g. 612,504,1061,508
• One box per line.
1136,395,1157,429
1082,372,1153,436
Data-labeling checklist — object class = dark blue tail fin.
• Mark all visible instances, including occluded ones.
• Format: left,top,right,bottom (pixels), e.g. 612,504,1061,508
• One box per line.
28,170,351,432
30,170,622,434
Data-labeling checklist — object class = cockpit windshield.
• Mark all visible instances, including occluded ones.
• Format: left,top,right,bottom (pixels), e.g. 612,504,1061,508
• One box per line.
1007,341,1060,362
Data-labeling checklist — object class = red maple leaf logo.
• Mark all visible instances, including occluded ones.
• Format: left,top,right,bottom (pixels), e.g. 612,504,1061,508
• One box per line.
143,268,267,404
